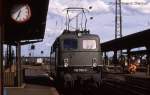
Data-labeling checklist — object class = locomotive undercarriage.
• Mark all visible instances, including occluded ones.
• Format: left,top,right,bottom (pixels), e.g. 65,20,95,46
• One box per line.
55,66,102,88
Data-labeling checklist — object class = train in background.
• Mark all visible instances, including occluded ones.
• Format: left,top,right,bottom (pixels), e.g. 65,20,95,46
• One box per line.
49,8,103,88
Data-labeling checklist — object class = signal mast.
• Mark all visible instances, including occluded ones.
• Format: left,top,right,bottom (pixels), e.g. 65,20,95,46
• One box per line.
113,0,123,66
115,0,123,59
115,0,122,39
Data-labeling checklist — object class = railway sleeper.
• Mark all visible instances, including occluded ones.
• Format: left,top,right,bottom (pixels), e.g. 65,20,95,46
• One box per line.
104,80,150,95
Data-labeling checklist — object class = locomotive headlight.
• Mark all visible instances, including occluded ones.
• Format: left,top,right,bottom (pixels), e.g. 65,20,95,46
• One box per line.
64,58,69,67
64,63,69,67
93,63,97,67
92,58,97,67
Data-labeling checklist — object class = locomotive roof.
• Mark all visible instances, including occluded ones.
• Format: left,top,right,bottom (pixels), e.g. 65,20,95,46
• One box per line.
60,29,99,37
51,29,100,48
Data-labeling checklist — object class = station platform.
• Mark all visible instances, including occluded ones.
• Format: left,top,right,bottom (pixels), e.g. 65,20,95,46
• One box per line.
5,84,59,95
4,64,58,95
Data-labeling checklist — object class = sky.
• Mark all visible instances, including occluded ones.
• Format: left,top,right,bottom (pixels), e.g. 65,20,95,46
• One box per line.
21,0,150,57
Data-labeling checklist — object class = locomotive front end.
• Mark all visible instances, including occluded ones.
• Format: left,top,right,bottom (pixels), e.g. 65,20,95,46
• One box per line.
60,34,102,87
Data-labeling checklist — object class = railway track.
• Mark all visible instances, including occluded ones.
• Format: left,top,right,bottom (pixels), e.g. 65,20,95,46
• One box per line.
58,86,112,95
103,78,150,95
56,80,121,95
24,70,150,95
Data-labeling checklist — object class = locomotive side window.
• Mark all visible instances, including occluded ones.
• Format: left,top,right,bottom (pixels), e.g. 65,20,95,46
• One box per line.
64,39,77,49
83,40,96,49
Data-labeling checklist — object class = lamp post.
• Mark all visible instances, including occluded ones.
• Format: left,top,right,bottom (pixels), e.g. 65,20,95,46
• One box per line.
16,42,21,87
0,0,4,94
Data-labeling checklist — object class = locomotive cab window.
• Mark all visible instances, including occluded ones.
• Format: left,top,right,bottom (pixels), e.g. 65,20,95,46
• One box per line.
63,39,77,49
83,40,96,49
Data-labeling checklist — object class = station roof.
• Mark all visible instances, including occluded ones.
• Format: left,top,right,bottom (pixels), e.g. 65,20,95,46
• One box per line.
4,39,43,46
4,0,49,42
101,29,150,52
123,50,150,55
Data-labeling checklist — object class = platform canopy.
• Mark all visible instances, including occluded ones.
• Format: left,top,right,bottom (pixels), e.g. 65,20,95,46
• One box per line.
4,0,49,43
123,50,150,55
101,29,150,52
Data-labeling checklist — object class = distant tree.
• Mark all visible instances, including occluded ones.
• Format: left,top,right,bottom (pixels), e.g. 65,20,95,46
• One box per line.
89,6,92,9
31,44,35,50
41,51,44,54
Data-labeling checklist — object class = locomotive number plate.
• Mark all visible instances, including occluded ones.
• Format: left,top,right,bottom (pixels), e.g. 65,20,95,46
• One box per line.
74,68,88,72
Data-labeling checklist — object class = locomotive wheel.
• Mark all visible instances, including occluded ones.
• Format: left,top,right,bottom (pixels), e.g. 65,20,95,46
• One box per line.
64,81,74,88
96,81,102,88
